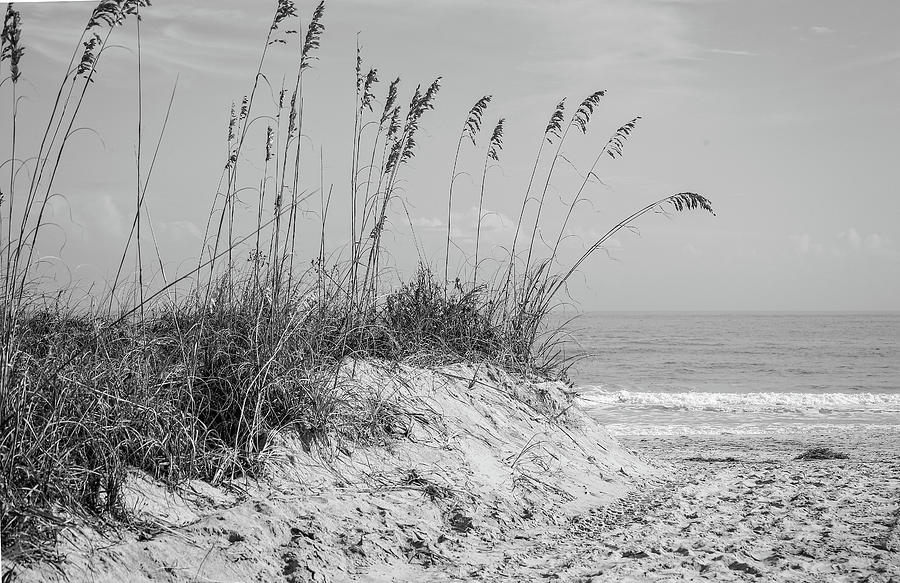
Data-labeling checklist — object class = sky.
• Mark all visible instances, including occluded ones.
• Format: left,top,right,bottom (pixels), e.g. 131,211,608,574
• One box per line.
1,0,899,311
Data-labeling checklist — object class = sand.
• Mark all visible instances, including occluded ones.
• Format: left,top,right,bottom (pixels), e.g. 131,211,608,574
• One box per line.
452,429,899,582
5,363,898,582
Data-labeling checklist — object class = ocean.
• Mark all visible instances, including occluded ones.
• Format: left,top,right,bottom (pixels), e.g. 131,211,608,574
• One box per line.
560,312,900,436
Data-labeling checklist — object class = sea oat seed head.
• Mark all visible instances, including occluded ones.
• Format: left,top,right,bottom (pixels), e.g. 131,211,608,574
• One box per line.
361,68,379,112
300,1,325,71
545,98,566,143
464,95,491,146
1,5,24,83
488,118,505,162
573,89,606,134
380,78,400,126
605,116,641,159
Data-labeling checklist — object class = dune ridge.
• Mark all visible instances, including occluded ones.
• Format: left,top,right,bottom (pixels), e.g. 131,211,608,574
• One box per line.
7,360,648,582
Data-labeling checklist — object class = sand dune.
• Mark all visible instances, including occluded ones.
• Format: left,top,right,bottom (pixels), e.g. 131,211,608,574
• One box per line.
6,361,644,582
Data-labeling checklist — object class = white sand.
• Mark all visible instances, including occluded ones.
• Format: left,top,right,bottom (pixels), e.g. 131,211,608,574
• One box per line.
6,363,897,582
439,429,900,582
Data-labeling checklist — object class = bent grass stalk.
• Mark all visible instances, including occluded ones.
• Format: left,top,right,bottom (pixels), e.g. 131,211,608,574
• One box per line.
523,90,605,279
546,116,641,271
445,95,490,286
473,117,504,284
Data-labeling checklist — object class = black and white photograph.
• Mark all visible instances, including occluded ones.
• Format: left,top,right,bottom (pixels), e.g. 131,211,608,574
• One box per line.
1,0,898,581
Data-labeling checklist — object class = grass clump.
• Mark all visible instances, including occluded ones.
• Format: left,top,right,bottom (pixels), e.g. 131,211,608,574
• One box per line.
795,447,850,461
0,0,714,565
685,455,740,463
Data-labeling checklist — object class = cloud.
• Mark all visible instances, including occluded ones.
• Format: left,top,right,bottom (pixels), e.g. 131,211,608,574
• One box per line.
503,0,702,93
441,207,514,241
792,229,894,259
864,233,887,252
157,220,202,242
14,2,268,81
789,233,823,256
95,195,127,239
836,228,894,257
683,243,701,256
409,216,444,229
838,227,862,250
809,25,835,35
709,48,758,57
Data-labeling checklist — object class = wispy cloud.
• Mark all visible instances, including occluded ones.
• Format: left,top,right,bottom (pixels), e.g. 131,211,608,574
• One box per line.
709,48,759,57
409,216,444,230
837,228,894,257
14,2,271,81
838,227,862,250
793,229,897,259
504,0,703,94
417,207,515,241
789,233,824,256
809,25,835,35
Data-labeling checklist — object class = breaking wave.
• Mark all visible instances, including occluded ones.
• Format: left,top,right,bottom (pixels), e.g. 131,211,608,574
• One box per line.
577,389,900,414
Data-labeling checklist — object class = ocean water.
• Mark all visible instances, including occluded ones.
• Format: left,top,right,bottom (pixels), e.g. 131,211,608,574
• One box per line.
559,312,900,436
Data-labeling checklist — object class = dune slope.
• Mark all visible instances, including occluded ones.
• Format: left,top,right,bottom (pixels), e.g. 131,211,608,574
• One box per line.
7,360,649,582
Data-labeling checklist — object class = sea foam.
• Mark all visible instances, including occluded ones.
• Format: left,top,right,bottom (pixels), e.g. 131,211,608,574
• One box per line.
577,389,900,414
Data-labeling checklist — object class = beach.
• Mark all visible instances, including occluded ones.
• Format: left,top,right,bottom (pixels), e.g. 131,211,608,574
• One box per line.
5,362,898,582
463,429,900,582
612,430,900,581
2,0,897,579
390,429,898,582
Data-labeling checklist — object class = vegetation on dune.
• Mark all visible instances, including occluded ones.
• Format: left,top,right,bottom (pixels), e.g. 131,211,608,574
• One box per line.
0,0,714,563
795,447,850,461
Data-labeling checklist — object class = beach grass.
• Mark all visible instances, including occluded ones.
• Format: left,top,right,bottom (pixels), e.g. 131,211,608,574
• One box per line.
795,447,850,461
0,0,713,563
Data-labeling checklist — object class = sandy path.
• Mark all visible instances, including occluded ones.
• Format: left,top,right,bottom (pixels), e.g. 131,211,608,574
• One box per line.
429,429,900,582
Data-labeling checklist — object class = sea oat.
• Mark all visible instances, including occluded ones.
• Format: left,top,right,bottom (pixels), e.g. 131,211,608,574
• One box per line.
669,192,715,215
360,68,378,112
266,126,274,162
605,117,641,159
227,102,237,142
300,1,325,71
239,95,249,121
545,98,566,143
464,95,491,146
488,118,505,162
87,0,150,30
76,33,102,78
572,89,606,134
271,0,297,37
287,89,298,135
380,77,400,126
398,77,441,166
1,4,24,83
